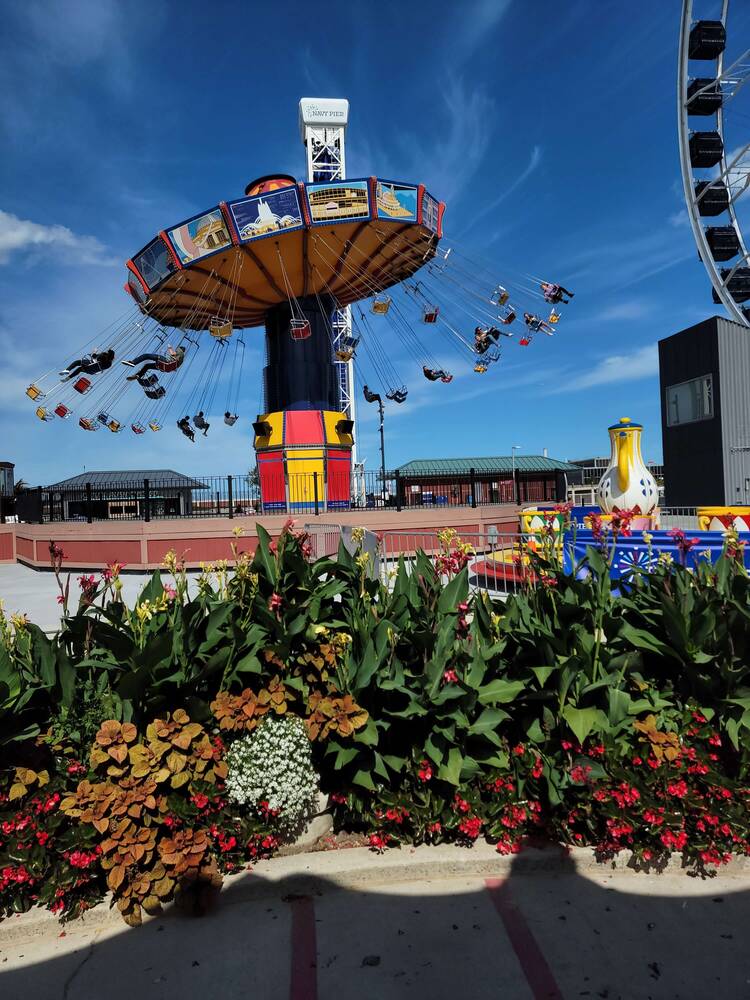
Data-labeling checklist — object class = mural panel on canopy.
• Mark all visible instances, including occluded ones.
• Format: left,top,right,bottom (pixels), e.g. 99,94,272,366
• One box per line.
227,188,304,242
166,208,233,265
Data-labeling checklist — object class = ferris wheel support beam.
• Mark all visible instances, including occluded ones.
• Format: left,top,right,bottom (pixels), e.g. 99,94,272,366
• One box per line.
299,98,357,462
678,0,750,327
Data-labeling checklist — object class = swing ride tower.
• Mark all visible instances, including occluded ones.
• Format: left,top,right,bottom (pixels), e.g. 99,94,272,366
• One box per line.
298,98,357,456
117,170,445,513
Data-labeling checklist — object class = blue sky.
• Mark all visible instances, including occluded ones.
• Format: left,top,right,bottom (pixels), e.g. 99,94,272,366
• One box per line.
3,0,749,483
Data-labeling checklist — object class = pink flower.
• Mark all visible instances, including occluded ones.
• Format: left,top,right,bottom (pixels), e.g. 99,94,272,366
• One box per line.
442,668,459,684
269,592,283,612
164,583,177,601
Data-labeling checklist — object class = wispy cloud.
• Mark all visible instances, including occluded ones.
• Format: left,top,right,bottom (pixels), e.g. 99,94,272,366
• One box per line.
669,209,689,228
463,145,543,233
415,77,496,204
452,0,513,63
0,210,116,266
554,344,658,392
564,226,694,291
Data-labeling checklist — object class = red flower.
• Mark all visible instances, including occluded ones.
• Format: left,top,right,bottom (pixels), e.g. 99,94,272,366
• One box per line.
452,794,471,814
417,760,433,782
191,792,209,810
512,743,525,757
531,757,543,779
269,592,283,612
330,792,347,804
667,780,688,799
570,764,592,784
442,668,459,684
458,816,483,840
368,832,390,852
660,829,688,851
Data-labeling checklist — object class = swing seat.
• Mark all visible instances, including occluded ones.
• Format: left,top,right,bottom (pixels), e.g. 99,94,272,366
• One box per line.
131,423,146,434
386,386,408,404
548,311,560,324
148,421,162,432
73,377,92,394
97,413,110,425
290,319,311,341
519,337,531,347
486,350,501,364
492,286,509,306
422,307,439,324
35,406,53,421
335,349,354,362
108,420,122,433
473,363,488,374
440,373,453,384
54,404,71,418
26,384,44,400
79,418,97,431
371,295,392,315
209,318,233,339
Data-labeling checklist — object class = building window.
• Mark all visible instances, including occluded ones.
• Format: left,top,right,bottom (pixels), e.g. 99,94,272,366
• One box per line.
666,374,714,427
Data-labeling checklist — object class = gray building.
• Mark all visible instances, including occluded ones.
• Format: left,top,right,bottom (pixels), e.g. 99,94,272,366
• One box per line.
39,470,207,521
659,315,750,507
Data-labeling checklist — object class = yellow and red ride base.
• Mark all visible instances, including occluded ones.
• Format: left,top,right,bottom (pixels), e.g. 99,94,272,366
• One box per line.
254,409,353,513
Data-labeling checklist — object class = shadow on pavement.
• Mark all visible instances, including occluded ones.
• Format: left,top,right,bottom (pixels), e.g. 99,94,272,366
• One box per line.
0,850,748,1000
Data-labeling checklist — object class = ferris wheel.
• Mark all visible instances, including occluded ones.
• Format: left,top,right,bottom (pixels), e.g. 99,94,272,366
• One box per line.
678,1,750,325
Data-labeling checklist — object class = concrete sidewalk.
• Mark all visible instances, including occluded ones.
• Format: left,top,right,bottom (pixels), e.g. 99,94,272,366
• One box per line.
0,564,199,632
1,845,748,999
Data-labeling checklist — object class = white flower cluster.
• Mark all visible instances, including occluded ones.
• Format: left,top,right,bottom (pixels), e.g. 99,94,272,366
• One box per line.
225,715,319,836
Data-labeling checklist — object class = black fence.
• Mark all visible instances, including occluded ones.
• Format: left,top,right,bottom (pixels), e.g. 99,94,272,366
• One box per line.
15,468,561,523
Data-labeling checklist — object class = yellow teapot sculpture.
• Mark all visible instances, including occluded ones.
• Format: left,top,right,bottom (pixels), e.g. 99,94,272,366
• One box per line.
596,417,658,515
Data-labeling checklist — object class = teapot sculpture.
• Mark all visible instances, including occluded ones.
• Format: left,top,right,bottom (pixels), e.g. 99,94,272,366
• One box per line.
596,417,658,515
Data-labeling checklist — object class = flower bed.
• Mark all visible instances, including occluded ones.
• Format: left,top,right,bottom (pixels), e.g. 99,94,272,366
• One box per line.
1,519,749,924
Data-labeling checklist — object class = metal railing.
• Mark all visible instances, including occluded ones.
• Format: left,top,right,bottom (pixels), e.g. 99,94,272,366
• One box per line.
378,529,525,595
14,468,552,523
658,507,698,530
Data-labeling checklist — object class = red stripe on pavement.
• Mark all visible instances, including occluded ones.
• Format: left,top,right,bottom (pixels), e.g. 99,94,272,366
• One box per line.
485,878,563,1000
289,895,318,1000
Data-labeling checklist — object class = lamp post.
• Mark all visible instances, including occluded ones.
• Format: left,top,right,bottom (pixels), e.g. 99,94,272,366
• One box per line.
363,386,386,507
511,445,521,504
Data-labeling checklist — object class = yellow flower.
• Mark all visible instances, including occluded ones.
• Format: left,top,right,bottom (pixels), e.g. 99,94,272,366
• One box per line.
356,552,371,570
351,527,365,544
9,613,29,630
642,532,653,545
135,601,154,623
232,525,245,538
162,550,178,572
658,552,673,566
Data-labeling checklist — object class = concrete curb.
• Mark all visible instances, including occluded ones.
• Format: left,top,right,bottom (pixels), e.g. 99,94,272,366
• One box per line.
2,843,749,946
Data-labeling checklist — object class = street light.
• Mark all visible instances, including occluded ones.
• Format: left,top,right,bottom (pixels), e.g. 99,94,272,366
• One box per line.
511,445,521,504
363,385,386,507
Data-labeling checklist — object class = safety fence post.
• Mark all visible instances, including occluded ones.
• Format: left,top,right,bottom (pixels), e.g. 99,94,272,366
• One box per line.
85,483,93,524
470,468,477,509
227,475,234,519
143,479,151,523
395,471,402,512
313,472,320,516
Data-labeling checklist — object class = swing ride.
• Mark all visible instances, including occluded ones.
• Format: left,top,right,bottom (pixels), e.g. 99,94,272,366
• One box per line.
24,98,576,513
